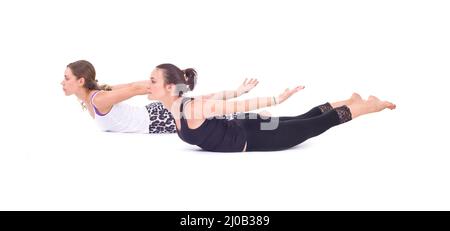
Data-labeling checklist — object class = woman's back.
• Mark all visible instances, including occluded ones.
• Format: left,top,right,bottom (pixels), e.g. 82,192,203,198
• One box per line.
91,91,175,134
176,97,247,152
93,101,150,134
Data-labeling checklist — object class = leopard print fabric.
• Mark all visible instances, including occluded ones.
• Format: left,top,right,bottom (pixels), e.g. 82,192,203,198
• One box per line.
145,102,176,134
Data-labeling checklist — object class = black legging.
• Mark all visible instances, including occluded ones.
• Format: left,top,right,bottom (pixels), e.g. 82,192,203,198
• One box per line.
238,103,352,151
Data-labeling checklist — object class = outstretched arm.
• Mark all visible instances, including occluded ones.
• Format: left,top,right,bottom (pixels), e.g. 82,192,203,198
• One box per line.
109,80,149,91
92,80,150,114
184,86,305,119
198,78,259,100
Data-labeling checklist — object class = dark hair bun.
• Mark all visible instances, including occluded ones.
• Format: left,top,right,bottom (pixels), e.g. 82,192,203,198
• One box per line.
183,68,197,91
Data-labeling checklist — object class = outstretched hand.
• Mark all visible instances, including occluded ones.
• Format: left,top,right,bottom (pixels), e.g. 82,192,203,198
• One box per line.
237,78,259,95
277,86,305,104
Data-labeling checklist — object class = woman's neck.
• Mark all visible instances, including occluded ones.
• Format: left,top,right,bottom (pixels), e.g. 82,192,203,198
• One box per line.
76,89,94,105
160,95,181,114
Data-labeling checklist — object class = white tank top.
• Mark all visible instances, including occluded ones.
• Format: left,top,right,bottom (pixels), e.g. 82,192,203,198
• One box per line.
90,91,150,134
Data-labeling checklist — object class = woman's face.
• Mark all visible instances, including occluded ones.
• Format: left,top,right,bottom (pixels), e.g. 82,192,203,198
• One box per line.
61,67,83,96
148,68,172,100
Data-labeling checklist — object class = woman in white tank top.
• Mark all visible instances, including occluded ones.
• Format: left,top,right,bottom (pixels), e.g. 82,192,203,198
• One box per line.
61,60,259,134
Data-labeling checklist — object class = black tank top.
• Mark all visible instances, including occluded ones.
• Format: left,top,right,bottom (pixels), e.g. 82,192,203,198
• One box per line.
176,97,247,152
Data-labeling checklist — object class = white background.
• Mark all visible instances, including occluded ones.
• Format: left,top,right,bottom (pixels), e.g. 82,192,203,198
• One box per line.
0,0,449,210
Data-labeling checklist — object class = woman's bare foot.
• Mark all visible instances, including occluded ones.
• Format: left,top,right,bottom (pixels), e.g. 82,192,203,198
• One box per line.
347,95,396,119
367,95,396,111
350,93,363,104
331,92,363,108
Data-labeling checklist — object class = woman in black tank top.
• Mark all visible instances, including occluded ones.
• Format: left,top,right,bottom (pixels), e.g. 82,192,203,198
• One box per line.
148,63,396,152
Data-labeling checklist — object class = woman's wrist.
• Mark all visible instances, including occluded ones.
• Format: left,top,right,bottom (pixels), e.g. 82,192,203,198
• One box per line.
132,82,147,95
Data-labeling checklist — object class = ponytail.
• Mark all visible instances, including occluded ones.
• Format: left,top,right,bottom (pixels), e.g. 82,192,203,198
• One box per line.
183,68,197,91
82,79,112,91
98,84,112,91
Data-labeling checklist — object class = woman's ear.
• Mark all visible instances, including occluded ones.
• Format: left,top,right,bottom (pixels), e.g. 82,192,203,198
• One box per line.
78,77,85,87
165,83,172,91
166,84,176,96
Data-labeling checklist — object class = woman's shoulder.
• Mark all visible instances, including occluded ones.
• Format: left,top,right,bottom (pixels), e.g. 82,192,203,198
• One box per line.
90,90,106,104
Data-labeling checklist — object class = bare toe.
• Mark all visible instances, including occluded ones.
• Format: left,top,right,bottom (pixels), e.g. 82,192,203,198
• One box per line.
384,101,396,110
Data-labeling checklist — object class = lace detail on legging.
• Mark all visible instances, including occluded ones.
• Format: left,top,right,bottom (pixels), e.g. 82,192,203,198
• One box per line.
318,102,333,113
335,106,352,124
